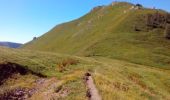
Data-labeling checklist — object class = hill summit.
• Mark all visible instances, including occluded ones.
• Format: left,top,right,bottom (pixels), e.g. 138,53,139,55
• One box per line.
23,2,170,69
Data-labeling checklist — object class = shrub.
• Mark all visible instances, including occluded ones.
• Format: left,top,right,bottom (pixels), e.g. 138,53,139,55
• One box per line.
57,58,79,72
58,63,64,72
165,24,170,39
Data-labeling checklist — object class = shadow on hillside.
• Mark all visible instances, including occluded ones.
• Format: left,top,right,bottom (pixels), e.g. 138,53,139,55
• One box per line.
0,62,46,85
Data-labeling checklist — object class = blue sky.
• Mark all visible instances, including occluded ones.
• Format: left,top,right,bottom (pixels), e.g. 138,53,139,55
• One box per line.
0,0,170,43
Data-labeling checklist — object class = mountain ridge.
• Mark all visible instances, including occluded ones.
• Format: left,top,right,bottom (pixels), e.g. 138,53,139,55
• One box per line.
0,42,22,48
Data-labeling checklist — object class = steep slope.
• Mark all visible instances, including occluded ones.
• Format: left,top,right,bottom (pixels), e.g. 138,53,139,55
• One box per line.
23,2,170,69
0,42,22,48
23,2,134,53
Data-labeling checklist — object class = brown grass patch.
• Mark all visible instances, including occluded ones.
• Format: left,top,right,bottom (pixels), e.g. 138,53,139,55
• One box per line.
57,58,79,72
113,82,129,92
128,73,147,90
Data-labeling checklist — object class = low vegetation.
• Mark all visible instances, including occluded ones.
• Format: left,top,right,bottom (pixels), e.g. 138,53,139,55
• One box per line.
0,47,88,99
58,58,79,72
0,47,170,99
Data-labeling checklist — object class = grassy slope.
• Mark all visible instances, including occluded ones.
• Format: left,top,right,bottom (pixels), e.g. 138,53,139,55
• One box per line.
93,57,170,100
23,2,170,70
0,47,170,99
0,47,88,99
23,2,133,54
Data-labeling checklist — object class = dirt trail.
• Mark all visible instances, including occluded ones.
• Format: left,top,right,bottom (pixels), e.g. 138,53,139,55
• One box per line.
29,77,59,100
85,73,102,100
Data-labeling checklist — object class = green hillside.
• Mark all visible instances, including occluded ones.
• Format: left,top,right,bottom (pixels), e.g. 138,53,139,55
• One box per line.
1,47,170,99
23,2,170,70
1,1,170,100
